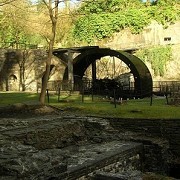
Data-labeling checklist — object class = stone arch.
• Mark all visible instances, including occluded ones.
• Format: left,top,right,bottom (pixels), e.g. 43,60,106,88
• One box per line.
63,48,152,97
9,74,17,81
9,74,18,91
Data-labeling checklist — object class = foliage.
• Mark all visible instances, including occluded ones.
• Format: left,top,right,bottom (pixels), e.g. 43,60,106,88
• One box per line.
0,0,16,6
155,0,180,6
0,0,43,48
29,0,76,48
55,10,75,47
135,45,172,76
1,0,179,47
73,8,150,43
78,0,143,14
147,5,179,28
73,0,180,43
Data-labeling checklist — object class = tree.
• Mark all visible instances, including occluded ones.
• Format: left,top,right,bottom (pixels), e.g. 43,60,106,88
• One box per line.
39,0,59,104
17,50,35,91
0,0,42,48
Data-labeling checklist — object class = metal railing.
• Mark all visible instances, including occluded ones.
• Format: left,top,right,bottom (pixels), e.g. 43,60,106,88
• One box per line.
47,80,180,97
153,81,180,94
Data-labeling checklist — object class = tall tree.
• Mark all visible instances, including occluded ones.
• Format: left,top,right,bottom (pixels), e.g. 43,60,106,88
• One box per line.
39,0,59,104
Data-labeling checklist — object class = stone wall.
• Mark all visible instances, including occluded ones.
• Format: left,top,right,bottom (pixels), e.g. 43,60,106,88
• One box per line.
102,21,180,81
108,118,180,155
108,118,180,175
0,49,65,91
0,114,143,180
165,44,180,80
103,21,180,50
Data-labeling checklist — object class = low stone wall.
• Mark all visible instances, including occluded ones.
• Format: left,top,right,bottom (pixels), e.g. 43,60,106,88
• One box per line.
54,142,142,180
107,118,180,177
108,118,180,156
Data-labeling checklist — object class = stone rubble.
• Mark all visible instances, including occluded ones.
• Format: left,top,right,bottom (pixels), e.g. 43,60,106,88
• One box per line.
0,114,143,179
0,107,179,179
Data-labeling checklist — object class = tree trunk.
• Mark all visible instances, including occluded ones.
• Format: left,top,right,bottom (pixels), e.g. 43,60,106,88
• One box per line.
39,63,51,104
39,0,58,105
39,37,55,104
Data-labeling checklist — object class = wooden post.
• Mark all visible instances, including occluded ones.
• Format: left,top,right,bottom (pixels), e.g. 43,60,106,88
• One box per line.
150,93,153,106
46,89,49,103
82,83,84,103
113,89,116,108
165,85,169,104
91,84,94,102
58,87,60,102
91,60,97,102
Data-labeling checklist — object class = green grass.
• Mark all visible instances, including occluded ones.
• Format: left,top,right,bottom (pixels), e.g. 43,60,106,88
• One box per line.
0,92,180,119
53,97,180,119
0,92,39,105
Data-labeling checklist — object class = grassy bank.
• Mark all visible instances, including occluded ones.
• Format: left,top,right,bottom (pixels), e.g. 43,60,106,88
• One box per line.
0,92,179,119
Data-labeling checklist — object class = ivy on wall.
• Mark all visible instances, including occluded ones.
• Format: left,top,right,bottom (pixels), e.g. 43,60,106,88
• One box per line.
73,9,150,43
135,45,172,76
73,0,180,43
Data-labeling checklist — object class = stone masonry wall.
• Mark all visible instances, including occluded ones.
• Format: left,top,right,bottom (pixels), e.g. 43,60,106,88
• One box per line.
108,118,180,156
0,49,65,91
104,21,180,50
107,118,180,175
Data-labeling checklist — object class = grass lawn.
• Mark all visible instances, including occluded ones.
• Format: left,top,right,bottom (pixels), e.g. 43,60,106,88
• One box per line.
0,91,179,119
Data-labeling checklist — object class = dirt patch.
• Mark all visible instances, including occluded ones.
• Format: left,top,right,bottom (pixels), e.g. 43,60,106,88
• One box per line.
0,103,60,118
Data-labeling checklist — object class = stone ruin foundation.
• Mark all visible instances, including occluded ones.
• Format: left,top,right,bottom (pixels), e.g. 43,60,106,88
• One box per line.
0,108,180,179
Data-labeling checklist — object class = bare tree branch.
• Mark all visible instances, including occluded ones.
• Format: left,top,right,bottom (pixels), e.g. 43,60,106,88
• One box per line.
0,0,16,6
